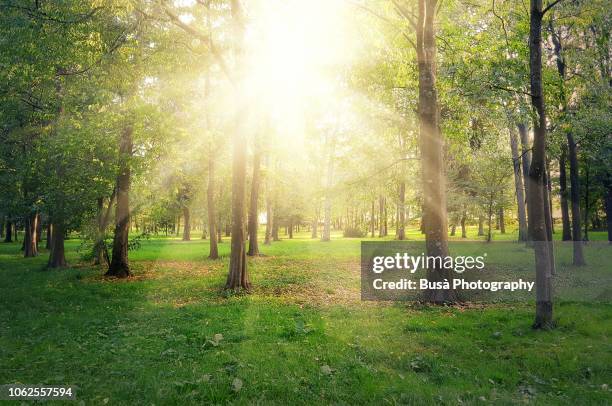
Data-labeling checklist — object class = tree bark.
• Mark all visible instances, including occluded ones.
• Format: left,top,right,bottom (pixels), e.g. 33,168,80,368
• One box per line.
528,0,553,328
106,126,133,278
478,216,484,236
509,126,528,241
559,150,572,240
207,152,218,258
4,221,12,243
47,221,66,268
247,142,261,256
606,183,612,243
225,0,250,290
518,122,532,242
311,207,318,239
416,0,456,302
45,223,51,249
182,206,191,241
460,211,467,238
397,182,406,240
24,212,38,257
499,207,506,234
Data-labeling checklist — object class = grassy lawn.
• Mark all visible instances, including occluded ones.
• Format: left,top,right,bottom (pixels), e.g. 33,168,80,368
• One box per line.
0,229,610,405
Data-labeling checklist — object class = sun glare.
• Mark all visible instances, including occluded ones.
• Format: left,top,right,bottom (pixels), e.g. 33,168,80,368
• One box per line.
244,0,356,140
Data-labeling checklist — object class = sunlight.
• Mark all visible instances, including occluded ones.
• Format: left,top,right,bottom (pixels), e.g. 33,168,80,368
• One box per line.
244,0,356,138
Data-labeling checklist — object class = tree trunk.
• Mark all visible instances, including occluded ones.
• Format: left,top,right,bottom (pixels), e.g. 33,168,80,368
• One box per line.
176,215,181,237
528,0,553,328
499,207,506,234
182,206,191,241
47,221,66,268
460,211,467,238
247,143,261,256
265,191,274,245
207,153,218,258
450,223,456,236
518,122,532,242
397,182,406,240
559,150,572,240
4,221,12,242
225,0,250,290
106,126,133,278
510,125,528,241
24,212,38,257
35,214,41,247
478,216,484,236
416,0,456,302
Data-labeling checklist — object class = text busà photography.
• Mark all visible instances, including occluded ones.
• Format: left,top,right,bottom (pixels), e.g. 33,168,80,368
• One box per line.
0,0,610,404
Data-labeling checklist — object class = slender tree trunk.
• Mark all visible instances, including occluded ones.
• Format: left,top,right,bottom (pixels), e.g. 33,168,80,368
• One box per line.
182,206,191,241
559,151,572,240
450,223,456,236
176,215,180,237
528,0,553,328
35,214,41,247
460,211,467,238
4,221,12,243
397,182,406,240
499,207,506,234
265,189,274,245
311,207,318,239
207,153,218,259
47,221,66,268
247,142,261,256
24,212,38,257
106,126,133,278
478,216,484,236
510,126,528,241
518,122,532,242
566,133,585,262
225,0,250,290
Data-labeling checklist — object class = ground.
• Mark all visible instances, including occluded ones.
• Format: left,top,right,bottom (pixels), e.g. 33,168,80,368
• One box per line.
0,227,610,405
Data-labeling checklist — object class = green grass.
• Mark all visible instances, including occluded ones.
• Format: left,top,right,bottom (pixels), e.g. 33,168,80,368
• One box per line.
0,228,610,405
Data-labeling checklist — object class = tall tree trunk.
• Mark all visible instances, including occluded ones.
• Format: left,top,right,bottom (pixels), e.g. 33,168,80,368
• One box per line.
182,206,191,241
566,134,586,262
106,126,133,278
528,0,553,328
24,212,38,257
559,150,572,240
509,126,528,241
460,211,467,238
207,152,218,258
35,213,41,247
226,0,250,290
518,122,532,242
397,182,406,240
176,215,180,237
416,0,455,302
478,216,484,236
247,142,261,256
550,16,584,262
499,207,506,234
4,221,12,242
47,221,66,268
